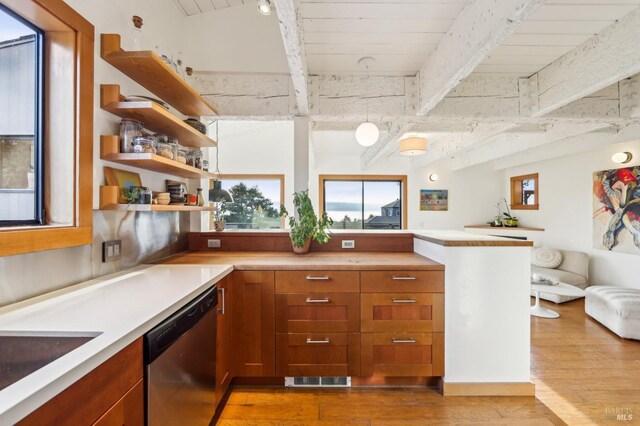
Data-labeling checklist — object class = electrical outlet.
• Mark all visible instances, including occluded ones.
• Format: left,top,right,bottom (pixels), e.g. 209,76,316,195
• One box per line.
102,240,122,262
342,240,355,249
208,239,221,248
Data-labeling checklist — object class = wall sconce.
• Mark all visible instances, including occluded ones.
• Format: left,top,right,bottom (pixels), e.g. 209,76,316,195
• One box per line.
612,152,633,164
428,173,438,182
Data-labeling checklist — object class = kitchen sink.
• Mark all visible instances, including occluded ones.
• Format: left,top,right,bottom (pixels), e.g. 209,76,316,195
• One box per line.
0,331,101,391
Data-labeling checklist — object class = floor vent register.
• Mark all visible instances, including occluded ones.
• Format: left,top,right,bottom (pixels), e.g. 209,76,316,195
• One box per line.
284,377,351,387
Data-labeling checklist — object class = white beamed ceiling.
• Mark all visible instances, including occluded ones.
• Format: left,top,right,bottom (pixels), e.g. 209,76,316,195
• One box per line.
476,0,640,76
173,0,248,15
299,0,466,76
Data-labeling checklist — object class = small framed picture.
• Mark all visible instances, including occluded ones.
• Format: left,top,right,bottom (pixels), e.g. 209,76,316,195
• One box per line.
420,189,448,211
104,167,142,203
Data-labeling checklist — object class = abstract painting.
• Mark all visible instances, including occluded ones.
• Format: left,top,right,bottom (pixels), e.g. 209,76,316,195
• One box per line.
593,166,640,254
420,190,448,211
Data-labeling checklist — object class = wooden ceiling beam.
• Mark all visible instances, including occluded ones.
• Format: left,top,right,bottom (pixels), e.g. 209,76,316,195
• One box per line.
273,0,310,116
525,7,640,117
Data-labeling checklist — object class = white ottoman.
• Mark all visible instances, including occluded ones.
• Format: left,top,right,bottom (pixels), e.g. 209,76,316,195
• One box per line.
585,286,640,340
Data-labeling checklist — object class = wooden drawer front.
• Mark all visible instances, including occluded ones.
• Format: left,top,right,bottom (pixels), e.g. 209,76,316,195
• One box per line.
276,293,360,333
276,333,360,377
361,293,444,333
275,271,359,293
93,379,144,426
361,271,444,293
361,333,444,377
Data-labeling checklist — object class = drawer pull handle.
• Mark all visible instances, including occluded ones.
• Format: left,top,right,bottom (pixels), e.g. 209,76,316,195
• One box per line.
392,276,416,280
392,338,416,344
306,298,330,303
306,338,330,344
392,298,416,303
306,276,331,281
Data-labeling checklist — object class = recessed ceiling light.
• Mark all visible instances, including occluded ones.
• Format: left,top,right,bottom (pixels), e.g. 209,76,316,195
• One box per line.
612,151,633,164
257,0,272,15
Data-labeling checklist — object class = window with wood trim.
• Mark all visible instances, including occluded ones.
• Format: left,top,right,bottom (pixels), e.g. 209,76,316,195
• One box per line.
319,175,408,230
510,173,539,210
211,174,285,229
0,0,94,256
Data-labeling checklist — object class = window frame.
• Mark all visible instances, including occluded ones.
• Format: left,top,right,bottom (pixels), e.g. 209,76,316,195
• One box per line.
0,0,94,256
210,174,285,230
510,172,539,210
0,4,44,227
319,174,408,230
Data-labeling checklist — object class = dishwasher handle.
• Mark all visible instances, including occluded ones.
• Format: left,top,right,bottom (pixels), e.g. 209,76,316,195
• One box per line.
144,284,218,364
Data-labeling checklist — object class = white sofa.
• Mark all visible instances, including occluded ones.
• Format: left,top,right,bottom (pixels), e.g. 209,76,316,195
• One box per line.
531,249,589,303
586,286,640,340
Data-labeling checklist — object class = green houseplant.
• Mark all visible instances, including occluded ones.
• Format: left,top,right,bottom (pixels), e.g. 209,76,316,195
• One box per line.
280,190,333,254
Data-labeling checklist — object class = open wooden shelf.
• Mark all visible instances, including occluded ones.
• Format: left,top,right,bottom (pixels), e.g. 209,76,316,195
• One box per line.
100,84,217,148
100,186,214,212
100,136,216,179
100,34,217,116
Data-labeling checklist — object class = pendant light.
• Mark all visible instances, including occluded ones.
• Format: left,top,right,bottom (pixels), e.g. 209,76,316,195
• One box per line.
399,136,427,156
355,57,379,147
208,121,234,203
356,97,379,147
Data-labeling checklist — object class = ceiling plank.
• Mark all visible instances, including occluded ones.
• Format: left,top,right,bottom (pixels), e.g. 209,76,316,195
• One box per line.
530,7,640,117
274,0,310,115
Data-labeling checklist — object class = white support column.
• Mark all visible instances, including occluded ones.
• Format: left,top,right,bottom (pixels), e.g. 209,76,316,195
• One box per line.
293,116,310,193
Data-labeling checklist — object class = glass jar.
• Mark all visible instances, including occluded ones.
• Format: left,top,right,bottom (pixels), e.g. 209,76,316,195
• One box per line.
185,150,197,167
196,188,204,206
176,148,188,164
136,186,152,204
131,136,156,154
202,159,209,172
193,150,204,169
156,141,176,160
119,118,144,153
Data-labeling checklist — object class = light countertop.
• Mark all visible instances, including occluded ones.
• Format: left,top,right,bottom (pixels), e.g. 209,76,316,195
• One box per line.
162,251,444,270
0,264,232,424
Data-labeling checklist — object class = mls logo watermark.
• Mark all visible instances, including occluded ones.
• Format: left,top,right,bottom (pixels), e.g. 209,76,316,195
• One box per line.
605,407,634,421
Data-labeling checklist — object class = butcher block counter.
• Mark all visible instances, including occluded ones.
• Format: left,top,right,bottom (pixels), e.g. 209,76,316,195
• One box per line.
161,251,444,270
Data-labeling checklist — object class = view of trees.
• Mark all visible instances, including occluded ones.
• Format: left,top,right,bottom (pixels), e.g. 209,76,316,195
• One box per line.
224,183,280,229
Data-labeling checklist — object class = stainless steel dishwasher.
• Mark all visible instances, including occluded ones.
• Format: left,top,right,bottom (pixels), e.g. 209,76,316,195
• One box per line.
144,285,218,426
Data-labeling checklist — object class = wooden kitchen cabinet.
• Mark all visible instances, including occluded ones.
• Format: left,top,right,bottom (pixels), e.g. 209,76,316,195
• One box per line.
361,292,444,333
215,275,232,406
19,339,143,426
276,292,360,333
230,271,276,377
276,332,360,377
361,332,444,377
275,271,359,293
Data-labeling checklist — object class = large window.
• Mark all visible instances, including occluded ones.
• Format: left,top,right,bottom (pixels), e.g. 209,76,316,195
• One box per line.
320,175,407,230
0,4,43,226
213,175,284,229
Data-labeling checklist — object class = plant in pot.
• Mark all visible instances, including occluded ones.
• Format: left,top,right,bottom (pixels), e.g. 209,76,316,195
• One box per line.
213,201,227,231
280,190,333,254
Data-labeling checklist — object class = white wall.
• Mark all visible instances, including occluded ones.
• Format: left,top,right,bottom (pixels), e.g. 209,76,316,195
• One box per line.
502,139,640,289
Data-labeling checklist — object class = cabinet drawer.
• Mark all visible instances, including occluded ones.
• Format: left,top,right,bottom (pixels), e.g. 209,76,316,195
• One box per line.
361,271,443,293
361,332,444,377
276,333,360,377
276,271,359,293
276,293,360,333
361,293,444,333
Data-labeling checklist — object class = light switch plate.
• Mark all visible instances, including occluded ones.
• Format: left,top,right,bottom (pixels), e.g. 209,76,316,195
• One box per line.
342,240,355,249
208,239,221,248
102,240,122,262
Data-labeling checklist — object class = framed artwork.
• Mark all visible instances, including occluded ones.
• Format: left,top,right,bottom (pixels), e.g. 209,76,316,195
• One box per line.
593,166,640,255
104,167,142,203
420,189,448,211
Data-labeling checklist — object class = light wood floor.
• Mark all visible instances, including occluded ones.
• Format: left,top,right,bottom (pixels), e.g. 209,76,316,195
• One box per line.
217,299,640,425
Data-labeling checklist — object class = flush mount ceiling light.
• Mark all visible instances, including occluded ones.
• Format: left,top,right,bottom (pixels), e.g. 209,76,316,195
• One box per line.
612,151,633,164
257,0,272,15
428,173,439,182
400,137,427,156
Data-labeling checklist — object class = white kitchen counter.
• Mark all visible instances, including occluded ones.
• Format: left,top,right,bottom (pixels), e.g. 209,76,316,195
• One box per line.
0,264,233,424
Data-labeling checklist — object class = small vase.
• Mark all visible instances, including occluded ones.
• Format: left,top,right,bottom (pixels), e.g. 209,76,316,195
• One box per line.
292,238,311,254
214,219,226,232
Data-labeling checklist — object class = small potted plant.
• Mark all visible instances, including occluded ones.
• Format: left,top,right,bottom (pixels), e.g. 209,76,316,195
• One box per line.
122,186,140,205
213,201,227,231
280,190,333,254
